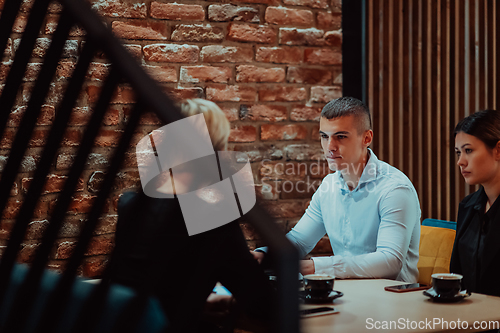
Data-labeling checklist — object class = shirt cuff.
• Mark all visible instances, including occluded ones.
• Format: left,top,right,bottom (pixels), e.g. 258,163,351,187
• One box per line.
311,256,336,277
254,246,268,253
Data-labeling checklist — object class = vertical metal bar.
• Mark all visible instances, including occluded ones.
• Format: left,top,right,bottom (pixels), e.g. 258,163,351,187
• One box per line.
0,0,23,60
31,67,121,332
0,40,95,332
0,0,51,143
68,102,145,333
0,7,72,310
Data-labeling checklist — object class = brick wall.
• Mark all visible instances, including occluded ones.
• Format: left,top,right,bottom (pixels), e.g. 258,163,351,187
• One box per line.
0,0,341,277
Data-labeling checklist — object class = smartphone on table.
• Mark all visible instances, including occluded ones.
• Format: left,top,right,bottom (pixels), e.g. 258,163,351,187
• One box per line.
384,283,430,293
300,307,339,318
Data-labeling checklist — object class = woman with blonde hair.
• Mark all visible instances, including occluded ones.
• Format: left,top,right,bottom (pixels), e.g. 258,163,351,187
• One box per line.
111,99,276,332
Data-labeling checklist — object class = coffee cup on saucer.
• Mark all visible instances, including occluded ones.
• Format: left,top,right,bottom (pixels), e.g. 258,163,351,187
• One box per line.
303,274,335,299
431,273,463,297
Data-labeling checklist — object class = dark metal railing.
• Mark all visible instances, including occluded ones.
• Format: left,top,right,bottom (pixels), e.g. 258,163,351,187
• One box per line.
0,0,299,332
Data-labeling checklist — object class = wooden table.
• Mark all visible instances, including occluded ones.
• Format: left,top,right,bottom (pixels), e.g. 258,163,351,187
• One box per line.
301,279,500,332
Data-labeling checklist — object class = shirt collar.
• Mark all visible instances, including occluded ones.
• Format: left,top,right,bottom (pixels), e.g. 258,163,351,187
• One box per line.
337,148,378,193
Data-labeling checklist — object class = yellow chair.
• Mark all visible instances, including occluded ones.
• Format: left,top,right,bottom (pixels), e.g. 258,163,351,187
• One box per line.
417,225,456,285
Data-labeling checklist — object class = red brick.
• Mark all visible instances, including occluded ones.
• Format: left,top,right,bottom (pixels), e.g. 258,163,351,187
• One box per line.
229,125,257,142
325,30,342,47
317,12,341,30
13,38,78,59
21,175,84,195
284,144,324,161
311,86,342,103
291,105,322,121
279,28,325,46
240,104,287,122
0,154,40,173
62,129,83,147
110,86,135,104
219,106,239,122
312,124,320,141
86,85,136,104
232,0,279,5
150,2,205,21
236,65,285,83
25,220,48,240
94,129,123,147
56,61,76,80
260,161,307,180
165,87,204,101
112,21,168,40
45,16,86,36
206,85,256,102
124,44,143,59
3,38,12,59
331,0,342,13
82,256,109,278
86,235,115,256
87,171,104,193
0,129,14,149
67,194,97,214
228,23,276,44
261,124,307,141
2,199,48,219
144,65,177,83
68,107,91,126
304,48,342,65
200,45,253,63
180,66,232,83
261,201,305,218
265,7,314,26
255,47,303,64
258,86,307,102
171,24,224,43
232,144,283,162
28,129,50,147
18,242,40,263
95,215,118,235
13,14,28,33
282,0,328,9
139,111,163,125
143,44,199,63
54,240,76,259
90,0,147,18
8,105,55,127
88,170,140,193
208,4,259,23
287,67,332,84
256,178,281,200
104,107,120,125
332,66,342,84
56,153,110,171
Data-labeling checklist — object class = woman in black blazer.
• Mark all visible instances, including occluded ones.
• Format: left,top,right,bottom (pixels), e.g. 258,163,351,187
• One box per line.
111,99,276,332
450,109,500,297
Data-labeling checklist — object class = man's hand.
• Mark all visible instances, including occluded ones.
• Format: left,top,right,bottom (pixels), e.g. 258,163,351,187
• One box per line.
300,259,315,275
250,250,265,264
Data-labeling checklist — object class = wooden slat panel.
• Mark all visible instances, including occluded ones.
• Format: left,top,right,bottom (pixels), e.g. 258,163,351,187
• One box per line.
366,0,498,222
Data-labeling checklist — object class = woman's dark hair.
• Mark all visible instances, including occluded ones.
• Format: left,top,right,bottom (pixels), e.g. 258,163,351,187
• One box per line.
454,110,500,149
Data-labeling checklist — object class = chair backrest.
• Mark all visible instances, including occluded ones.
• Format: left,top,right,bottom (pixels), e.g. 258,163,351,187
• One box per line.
422,218,457,230
417,225,456,285
0,0,299,331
